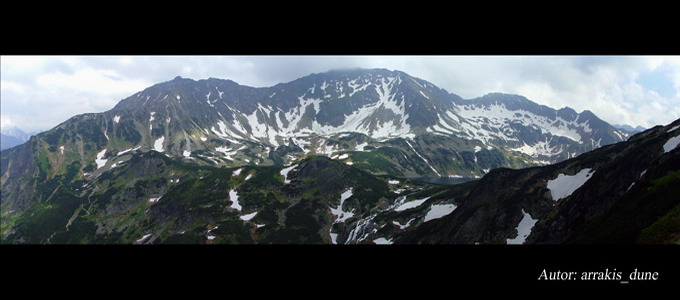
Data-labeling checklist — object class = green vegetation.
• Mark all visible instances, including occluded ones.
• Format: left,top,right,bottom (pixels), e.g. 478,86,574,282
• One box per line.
568,169,680,244
637,203,680,244
1,211,22,239
44,128,65,146
161,233,206,244
11,189,84,244
210,220,254,244
350,150,404,176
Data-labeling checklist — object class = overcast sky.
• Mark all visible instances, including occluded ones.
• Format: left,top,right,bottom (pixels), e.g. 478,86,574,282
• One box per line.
1,56,679,132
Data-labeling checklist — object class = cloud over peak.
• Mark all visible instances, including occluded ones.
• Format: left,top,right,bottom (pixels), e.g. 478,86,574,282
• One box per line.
1,55,678,132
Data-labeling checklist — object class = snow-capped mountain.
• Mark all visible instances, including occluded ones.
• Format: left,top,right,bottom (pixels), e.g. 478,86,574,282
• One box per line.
2,68,668,246
0,127,37,150
66,68,626,178
613,124,646,133
444,93,630,162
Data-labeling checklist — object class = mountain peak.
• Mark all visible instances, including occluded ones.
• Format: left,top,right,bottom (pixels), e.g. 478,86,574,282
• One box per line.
101,68,629,168
613,124,647,133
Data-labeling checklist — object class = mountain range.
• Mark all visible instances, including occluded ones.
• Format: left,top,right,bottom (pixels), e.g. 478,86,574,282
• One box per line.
614,124,646,133
0,127,40,151
3,68,677,244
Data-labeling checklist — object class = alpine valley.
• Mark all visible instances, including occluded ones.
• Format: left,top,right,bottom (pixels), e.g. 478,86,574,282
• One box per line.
2,68,679,244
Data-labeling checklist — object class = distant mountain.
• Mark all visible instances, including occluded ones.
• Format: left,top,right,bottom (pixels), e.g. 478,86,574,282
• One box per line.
0,127,36,150
1,134,24,151
1,68,640,244
613,124,646,134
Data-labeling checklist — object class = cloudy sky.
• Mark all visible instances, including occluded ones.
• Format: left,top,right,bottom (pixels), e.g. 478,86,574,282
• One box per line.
1,56,679,133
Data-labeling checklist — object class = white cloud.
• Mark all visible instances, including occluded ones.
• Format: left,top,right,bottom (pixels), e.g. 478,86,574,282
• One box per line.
0,115,16,130
35,68,150,96
0,80,29,95
1,55,679,132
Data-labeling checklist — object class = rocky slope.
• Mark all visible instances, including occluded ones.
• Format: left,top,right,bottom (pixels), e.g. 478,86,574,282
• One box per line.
399,118,680,244
1,68,641,244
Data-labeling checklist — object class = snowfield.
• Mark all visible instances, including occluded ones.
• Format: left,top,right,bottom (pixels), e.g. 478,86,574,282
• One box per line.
154,136,165,152
330,188,355,223
663,134,680,153
240,211,258,221
394,197,430,212
393,219,415,230
546,168,595,201
373,237,393,245
355,142,369,151
280,164,298,184
423,204,457,222
136,234,152,243
95,149,107,169
229,189,241,211
117,146,141,156
506,209,538,245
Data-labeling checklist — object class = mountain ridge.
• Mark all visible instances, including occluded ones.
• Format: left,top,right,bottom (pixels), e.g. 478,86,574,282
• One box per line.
1,127,41,150
103,69,628,162
3,118,677,244
2,68,640,244
1,69,631,206
398,118,680,244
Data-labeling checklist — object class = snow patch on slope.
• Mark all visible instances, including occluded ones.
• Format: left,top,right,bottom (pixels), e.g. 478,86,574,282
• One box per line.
229,189,241,211
280,164,298,184
513,139,561,157
330,188,354,223
394,197,430,212
136,234,152,244
393,218,416,230
546,168,595,201
154,136,165,152
373,237,393,245
668,125,680,132
663,134,680,153
149,112,155,131
423,204,457,222
117,146,141,156
95,149,107,169
240,211,258,222
355,142,369,151
506,209,538,245
405,139,441,177
215,146,237,160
